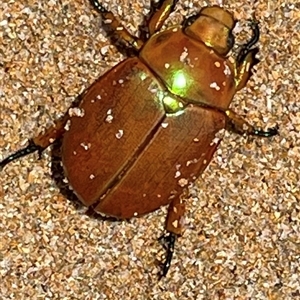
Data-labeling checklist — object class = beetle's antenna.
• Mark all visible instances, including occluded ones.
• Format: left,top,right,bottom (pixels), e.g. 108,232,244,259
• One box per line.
0,140,43,171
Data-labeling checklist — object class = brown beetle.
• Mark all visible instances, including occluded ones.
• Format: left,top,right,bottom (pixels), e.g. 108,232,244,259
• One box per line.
0,0,277,276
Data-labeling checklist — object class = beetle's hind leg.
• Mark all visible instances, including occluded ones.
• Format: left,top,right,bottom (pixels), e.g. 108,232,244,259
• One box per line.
89,0,144,51
158,232,176,278
0,114,69,171
225,110,278,137
159,194,185,277
234,20,260,91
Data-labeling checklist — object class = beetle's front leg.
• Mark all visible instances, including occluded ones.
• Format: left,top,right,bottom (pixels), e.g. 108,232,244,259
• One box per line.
159,194,185,277
234,21,260,91
148,0,179,36
0,114,69,171
225,110,278,137
89,0,144,51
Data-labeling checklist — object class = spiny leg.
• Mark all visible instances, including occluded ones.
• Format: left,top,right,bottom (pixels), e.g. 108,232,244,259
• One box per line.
0,113,69,171
225,110,278,137
89,0,144,51
158,232,176,278
147,0,179,36
234,20,260,91
0,141,43,171
236,20,260,64
159,193,185,277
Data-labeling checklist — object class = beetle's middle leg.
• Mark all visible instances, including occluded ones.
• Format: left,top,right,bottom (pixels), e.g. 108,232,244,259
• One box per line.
234,20,260,91
89,0,144,51
0,113,69,171
225,110,278,137
159,193,185,277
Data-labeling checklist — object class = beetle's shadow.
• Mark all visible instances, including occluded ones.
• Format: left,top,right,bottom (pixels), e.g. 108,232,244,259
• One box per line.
50,138,120,224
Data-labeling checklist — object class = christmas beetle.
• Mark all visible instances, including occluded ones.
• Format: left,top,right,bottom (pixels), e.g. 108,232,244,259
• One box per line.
0,0,277,277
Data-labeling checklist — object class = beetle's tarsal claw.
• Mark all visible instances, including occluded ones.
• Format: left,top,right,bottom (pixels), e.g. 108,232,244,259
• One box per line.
247,19,260,48
252,125,279,137
158,232,176,278
0,140,44,170
236,19,260,64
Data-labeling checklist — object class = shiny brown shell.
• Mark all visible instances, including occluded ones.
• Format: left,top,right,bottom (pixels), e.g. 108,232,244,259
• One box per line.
62,54,226,218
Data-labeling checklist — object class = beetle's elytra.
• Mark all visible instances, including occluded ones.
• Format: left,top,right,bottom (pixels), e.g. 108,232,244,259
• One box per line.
0,0,277,277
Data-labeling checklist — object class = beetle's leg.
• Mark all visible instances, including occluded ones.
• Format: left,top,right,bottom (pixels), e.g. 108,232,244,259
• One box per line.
148,0,179,36
159,194,185,277
158,232,176,278
89,0,144,51
0,114,69,171
225,110,278,137
234,20,260,91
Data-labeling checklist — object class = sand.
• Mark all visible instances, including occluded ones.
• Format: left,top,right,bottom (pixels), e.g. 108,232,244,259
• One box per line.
0,0,299,299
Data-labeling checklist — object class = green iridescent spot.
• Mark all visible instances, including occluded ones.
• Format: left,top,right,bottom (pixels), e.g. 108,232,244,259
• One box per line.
171,70,188,94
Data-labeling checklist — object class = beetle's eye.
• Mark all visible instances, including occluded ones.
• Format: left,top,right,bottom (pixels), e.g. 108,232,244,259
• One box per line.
227,31,235,49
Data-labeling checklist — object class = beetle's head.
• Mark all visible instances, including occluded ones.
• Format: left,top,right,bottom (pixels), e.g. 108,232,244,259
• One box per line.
184,6,236,55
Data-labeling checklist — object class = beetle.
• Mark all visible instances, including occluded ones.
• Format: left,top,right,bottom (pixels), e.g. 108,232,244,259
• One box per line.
0,0,277,277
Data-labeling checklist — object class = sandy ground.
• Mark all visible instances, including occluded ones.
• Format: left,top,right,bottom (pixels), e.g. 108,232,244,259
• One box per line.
0,0,299,299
